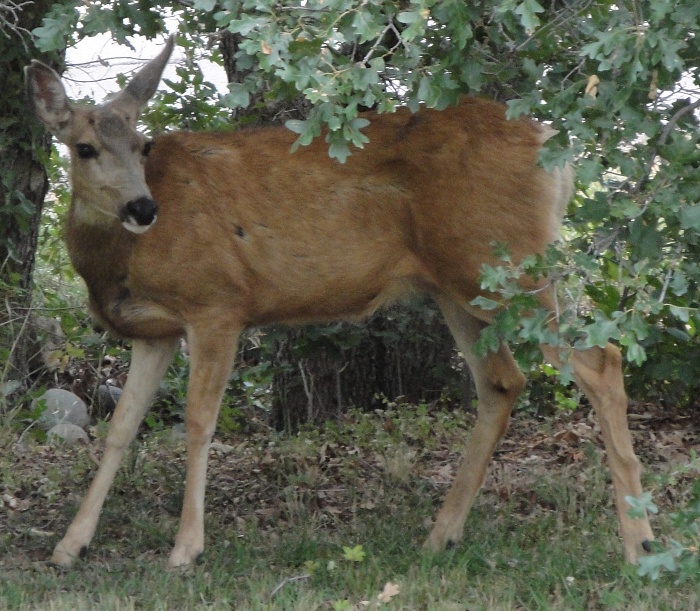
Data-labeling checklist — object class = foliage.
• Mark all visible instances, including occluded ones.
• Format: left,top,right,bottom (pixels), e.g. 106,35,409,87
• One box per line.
22,0,700,406
636,459,700,584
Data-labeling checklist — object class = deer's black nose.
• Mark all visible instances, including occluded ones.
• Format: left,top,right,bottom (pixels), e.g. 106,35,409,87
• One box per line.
123,197,158,229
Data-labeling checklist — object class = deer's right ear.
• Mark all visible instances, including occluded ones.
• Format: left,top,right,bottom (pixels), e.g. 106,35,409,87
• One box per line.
25,61,73,141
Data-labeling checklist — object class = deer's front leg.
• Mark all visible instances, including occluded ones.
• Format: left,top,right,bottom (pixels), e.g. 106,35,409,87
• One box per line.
52,337,178,567
168,323,240,568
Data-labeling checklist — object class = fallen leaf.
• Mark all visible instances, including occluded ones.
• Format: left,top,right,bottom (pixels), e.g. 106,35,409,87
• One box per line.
2,492,29,512
377,581,400,603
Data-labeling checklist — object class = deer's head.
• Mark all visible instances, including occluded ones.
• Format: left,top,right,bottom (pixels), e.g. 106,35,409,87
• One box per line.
26,37,174,233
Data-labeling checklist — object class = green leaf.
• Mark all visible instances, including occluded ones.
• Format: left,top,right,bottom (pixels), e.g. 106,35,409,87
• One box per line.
351,10,381,43
519,309,561,345
194,0,218,11
328,139,351,163
397,9,425,25
228,15,270,36
460,58,483,90
625,492,658,518
582,315,621,348
397,8,429,40
505,98,533,119
668,305,690,322
342,544,366,562
680,205,700,232
669,270,688,297
351,65,379,89
478,264,514,293
636,549,683,580
514,0,545,32
220,83,250,109
471,296,501,311
624,342,647,366
285,119,308,135
32,4,80,52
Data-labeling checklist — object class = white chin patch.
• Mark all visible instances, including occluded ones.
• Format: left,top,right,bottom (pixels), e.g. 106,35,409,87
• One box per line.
122,215,156,234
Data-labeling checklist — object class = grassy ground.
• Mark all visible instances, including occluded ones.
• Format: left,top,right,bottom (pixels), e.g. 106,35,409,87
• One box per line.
1,403,698,610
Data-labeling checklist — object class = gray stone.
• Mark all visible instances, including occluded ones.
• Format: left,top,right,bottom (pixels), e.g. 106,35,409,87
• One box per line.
47,423,89,445
94,384,123,415
34,389,89,430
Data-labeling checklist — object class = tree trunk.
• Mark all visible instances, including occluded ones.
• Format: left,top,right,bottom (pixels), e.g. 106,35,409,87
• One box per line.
0,2,64,400
219,30,311,126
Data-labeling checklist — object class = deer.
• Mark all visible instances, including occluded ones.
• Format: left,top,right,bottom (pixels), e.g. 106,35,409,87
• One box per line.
25,36,653,569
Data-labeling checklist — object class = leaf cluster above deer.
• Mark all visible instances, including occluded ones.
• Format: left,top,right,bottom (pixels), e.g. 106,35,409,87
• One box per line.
25,37,653,568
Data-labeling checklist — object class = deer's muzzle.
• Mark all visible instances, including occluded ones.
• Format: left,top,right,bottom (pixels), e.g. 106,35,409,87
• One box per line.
122,197,158,233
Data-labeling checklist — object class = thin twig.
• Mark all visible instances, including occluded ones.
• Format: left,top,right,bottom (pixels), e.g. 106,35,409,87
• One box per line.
658,243,683,304
0,0,33,49
298,360,314,422
335,362,348,417
360,21,407,65
514,0,596,52
16,419,38,447
657,99,700,147
269,573,310,598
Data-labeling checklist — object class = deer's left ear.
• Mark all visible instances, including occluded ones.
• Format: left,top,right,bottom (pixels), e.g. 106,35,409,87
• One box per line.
110,35,175,120
25,61,73,142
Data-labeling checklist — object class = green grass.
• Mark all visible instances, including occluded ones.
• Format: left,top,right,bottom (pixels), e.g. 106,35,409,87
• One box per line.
1,406,698,610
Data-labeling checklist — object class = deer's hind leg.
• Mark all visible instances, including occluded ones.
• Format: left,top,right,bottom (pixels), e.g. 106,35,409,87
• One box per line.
540,343,654,563
425,294,526,552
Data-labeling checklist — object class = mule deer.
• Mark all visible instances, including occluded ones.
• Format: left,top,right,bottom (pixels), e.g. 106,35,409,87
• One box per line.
26,37,653,568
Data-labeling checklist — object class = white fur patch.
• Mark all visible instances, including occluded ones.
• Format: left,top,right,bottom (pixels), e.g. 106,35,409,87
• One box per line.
122,215,156,234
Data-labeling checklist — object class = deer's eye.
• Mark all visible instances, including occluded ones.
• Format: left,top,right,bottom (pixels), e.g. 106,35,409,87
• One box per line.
76,143,98,159
142,141,154,157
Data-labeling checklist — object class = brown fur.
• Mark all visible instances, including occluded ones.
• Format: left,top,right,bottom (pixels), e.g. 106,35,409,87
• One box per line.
25,39,653,568
74,99,565,336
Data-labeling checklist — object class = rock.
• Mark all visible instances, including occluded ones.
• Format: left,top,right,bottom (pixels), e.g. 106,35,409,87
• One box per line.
47,423,89,445
94,384,123,416
171,422,186,440
34,389,89,430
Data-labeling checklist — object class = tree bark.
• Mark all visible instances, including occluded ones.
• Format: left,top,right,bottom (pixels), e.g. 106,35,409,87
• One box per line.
219,30,311,126
0,1,64,397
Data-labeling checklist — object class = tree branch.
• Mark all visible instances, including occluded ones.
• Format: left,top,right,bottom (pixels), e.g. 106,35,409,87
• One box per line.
0,0,33,46
635,98,700,193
